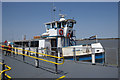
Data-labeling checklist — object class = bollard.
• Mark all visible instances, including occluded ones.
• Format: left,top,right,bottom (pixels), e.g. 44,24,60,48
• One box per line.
35,47,39,68
2,62,5,80
22,47,25,61
55,50,58,74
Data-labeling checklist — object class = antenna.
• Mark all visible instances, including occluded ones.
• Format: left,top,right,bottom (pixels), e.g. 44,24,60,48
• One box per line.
52,2,56,21
59,9,61,15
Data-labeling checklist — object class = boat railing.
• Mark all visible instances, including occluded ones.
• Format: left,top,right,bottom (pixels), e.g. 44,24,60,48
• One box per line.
0,44,64,74
0,60,11,80
71,47,118,67
64,47,105,65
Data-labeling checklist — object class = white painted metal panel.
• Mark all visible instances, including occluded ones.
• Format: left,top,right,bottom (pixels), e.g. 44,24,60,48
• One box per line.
18,47,22,54
49,29,58,36
39,40,45,48
62,43,104,57
91,43,104,53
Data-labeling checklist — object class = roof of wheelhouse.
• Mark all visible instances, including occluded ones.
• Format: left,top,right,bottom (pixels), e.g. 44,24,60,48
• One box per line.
45,19,76,25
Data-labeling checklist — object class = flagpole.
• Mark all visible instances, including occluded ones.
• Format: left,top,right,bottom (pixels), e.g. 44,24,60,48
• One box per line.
96,35,98,43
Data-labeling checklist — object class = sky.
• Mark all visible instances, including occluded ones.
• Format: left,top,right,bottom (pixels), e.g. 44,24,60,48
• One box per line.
2,2,118,41
0,2,1,42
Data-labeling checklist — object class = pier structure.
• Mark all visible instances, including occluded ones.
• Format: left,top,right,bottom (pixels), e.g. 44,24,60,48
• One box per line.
0,45,118,79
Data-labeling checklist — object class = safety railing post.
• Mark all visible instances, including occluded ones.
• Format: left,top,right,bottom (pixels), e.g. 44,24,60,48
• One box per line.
55,50,58,74
16,48,18,55
73,47,76,61
27,50,29,55
35,47,39,68
27,47,30,55
12,46,15,57
57,47,61,61
2,61,5,80
103,48,106,66
3,46,6,56
22,47,25,61
92,48,96,65
46,47,48,57
102,52,104,65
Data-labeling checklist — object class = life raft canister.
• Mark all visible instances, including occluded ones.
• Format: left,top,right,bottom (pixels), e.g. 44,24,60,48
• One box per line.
59,29,63,35
67,33,71,38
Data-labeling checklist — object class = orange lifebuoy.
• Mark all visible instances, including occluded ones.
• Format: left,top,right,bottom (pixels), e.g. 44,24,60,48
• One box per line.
67,33,71,38
59,29,63,35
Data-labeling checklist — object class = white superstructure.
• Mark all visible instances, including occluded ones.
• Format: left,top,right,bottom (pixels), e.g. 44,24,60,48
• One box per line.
13,14,105,63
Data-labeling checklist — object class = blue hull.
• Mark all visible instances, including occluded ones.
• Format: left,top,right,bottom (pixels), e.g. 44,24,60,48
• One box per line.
65,53,105,63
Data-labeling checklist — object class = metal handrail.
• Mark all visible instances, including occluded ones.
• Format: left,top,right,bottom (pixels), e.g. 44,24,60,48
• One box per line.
56,75,66,80
0,62,11,80
0,45,64,65
0,44,63,59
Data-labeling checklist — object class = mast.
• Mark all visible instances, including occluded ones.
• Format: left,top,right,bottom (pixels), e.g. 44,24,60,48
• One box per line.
52,2,56,21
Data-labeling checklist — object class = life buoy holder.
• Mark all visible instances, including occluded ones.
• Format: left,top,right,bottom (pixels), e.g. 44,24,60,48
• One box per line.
59,29,63,35
67,33,71,38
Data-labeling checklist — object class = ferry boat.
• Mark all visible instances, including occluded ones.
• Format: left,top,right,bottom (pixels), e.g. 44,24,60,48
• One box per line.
12,14,105,64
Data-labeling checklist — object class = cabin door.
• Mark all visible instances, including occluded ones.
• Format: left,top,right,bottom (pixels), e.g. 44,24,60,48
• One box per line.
51,39,57,55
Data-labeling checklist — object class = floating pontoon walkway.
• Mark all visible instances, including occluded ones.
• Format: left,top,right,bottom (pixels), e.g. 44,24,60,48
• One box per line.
1,50,118,79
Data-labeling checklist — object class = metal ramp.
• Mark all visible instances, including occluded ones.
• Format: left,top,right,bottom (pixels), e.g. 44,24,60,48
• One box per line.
2,54,118,79
0,45,119,79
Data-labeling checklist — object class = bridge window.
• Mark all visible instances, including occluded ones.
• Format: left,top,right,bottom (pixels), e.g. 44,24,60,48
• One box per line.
31,41,39,47
67,22,73,28
52,23,55,28
62,21,66,27
23,42,29,47
14,42,22,47
46,24,51,29
57,22,61,28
